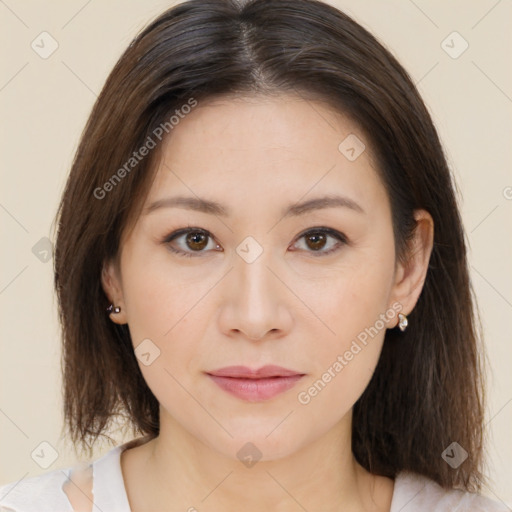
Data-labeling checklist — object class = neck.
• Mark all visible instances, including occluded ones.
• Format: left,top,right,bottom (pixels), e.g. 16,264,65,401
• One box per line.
126,411,393,512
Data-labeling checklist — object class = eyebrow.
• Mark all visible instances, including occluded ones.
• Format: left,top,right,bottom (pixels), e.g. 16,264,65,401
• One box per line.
144,194,365,218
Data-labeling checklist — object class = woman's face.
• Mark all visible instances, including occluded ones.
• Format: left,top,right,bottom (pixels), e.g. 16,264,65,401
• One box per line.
103,94,426,461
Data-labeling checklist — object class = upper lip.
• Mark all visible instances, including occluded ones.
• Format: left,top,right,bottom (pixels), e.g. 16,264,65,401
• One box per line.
207,365,304,379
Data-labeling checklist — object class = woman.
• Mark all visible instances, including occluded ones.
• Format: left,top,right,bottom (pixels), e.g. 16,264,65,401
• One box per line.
0,0,508,510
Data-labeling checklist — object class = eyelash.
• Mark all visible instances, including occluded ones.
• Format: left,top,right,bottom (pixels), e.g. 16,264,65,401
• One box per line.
162,227,348,258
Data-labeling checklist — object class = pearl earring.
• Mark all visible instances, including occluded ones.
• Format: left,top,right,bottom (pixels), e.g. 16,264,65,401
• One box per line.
106,304,121,314
398,312,408,331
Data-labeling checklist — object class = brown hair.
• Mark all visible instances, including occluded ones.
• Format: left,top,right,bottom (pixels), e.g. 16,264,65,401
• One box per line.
53,0,487,491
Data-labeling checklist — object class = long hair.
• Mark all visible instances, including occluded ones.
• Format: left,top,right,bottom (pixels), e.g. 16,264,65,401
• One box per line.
53,0,486,491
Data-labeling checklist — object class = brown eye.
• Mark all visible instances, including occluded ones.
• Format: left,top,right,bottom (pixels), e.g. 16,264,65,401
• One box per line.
292,228,347,256
163,227,347,259
163,228,220,258
185,231,209,251
305,232,328,251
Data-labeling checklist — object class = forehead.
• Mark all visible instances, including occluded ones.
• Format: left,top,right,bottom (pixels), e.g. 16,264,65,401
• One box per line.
142,93,387,221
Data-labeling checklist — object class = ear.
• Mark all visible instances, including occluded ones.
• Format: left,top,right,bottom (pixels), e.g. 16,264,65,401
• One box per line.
101,258,128,325
388,209,434,325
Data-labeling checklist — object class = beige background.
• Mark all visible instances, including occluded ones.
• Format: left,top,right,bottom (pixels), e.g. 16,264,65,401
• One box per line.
1,0,511,506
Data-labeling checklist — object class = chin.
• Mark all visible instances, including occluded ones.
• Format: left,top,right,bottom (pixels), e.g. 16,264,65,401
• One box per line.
196,419,311,464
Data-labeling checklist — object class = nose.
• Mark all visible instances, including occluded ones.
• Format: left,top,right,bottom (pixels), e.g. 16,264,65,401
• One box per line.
217,249,293,342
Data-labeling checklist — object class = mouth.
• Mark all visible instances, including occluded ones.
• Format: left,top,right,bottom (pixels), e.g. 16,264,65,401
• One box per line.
206,365,306,402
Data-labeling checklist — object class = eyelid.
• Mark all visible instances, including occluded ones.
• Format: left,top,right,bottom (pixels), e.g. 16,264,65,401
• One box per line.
163,227,220,258
293,226,347,244
162,226,348,258
290,227,347,256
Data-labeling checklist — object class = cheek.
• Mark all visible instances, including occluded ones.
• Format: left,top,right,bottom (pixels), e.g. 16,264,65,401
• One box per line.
293,250,394,346
121,245,205,344
295,334,384,428
293,252,394,414
124,281,202,378
295,277,389,417
126,299,202,423
119,270,209,419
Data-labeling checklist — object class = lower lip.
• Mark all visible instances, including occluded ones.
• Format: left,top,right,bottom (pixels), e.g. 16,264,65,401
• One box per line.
208,374,304,402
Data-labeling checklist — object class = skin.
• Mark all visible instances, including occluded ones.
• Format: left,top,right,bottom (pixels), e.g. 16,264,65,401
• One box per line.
101,93,434,512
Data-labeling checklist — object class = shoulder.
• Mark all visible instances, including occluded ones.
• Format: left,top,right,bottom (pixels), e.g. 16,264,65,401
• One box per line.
391,471,511,512
0,439,136,512
0,464,76,512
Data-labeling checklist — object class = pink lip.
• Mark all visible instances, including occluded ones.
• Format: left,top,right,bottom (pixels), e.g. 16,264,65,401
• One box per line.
206,365,305,402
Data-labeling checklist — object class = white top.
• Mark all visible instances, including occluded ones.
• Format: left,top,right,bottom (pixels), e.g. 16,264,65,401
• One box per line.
0,439,509,511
